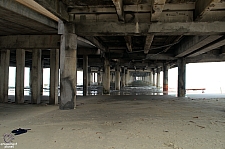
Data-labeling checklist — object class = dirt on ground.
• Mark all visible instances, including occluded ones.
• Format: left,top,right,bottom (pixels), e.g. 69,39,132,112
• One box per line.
0,95,225,149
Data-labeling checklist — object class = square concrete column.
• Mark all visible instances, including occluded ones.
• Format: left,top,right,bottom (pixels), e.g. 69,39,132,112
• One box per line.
93,72,96,83
29,65,32,95
178,58,186,97
31,49,42,104
156,68,161,88
152,69,156,86
49,49,59,104
15,49,25,104
59,21,77,110
97,68,101,85
0,50,10,103
163,63,169,94
149,71,153,85
121,67,125,87
115,63,121,90
83,55,88,96
125,69,128,86
103,58,110,94
88,67,91,86
40,59,44,95
110,72,113,83
111,72,115,83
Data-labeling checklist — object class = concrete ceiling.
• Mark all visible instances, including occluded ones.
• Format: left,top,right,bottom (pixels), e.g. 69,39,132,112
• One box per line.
1,0,225,70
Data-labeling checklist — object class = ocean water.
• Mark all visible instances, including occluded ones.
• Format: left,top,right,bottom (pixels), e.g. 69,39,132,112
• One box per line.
7,62,225,95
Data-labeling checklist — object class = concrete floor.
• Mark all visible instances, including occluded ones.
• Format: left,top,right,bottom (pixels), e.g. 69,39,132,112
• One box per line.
0,94,225,149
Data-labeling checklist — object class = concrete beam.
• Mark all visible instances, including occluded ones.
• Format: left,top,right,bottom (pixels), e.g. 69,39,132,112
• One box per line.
146,54,176,60
112,0,124,22
164,35,183,52
70,3,193,14
77,48,100,55
0,0,58,28
84,37,106,52
0,35,60,49
195,0,224,21
144,35,154,54
75,22,225,36
152,0,166,22
175,35,222,57
34,0,69,21
186,52,225,63
124,36,132,52
188,36,225,57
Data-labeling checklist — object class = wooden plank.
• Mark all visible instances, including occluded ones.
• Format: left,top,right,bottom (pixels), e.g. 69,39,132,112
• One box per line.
0,0,58,29
15,0,58,21
34,0,69,21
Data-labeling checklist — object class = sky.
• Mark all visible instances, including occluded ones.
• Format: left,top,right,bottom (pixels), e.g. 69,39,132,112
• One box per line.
8,62,225,94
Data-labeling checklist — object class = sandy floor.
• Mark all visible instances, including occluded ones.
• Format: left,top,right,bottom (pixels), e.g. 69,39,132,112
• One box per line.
0,95,225,149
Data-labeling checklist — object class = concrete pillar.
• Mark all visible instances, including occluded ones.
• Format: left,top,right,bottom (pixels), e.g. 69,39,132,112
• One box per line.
152,69,156,86
149,71,153,85
0,50,10,103
178,58,186,97
163,63,169,94
115,63,120,90
59,21,77,109
29,65,32,95
121,67,125,87
83,55,88,96
110,72,113,83
88,67,91,86
90,73,93,84
15,49,25,104
113,72,115,83
103,58,110,94
49,49,59,104
93,72,96,83
40,59,44,95
125,69,129,86
156,68,161,88
97,68,101,85
31,49,41,104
